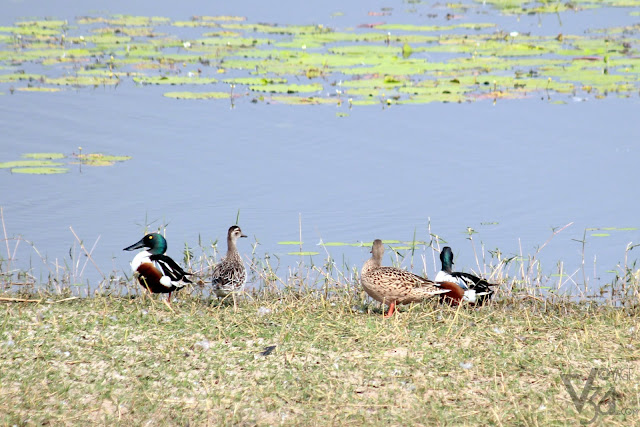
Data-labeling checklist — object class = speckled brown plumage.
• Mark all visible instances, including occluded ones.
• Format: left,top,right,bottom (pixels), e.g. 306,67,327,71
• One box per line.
212,226,247,307
361,239,448,317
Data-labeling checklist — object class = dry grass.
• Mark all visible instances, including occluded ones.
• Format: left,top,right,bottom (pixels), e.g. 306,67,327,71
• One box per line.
1,288,639,426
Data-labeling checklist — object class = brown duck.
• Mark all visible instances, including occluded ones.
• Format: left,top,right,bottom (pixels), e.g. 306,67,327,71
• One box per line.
361,239,449,317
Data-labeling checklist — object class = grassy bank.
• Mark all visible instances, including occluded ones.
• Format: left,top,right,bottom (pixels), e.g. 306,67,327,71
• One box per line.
1,290,639,425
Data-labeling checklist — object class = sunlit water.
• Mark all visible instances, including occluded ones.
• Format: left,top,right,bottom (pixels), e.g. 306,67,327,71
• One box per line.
1,0,639,293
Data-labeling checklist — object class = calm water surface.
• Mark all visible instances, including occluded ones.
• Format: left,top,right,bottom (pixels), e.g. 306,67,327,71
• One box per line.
1,0,639,292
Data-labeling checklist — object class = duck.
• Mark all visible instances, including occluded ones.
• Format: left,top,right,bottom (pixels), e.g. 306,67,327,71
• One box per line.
123,233,192,300
361,239,450,317
212,225,247,307
434,246,496,305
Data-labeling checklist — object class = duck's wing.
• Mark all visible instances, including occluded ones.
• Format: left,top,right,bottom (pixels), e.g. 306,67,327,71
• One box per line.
150,254,192,284
450,272,497,304
373,267,450,295
212,259,246,289
451,272,496,291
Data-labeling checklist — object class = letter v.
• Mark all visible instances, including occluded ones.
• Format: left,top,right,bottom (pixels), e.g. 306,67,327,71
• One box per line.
561,368,598,413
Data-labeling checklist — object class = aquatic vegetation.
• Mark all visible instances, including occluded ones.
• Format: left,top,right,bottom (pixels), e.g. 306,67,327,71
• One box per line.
73,153,132,166
0,159,67,175
0,151,132,175
163,91,229,99
0,4,638,105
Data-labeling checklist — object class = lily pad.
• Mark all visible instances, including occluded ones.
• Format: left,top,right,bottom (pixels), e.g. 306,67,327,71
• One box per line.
73,153,132,166
287,251,320,256
23,153,65,159
249,83,322,93
10,167,68,174
0,160,63,169
266,95,340,105
133,76,218,85
16,87,61,92
163,91,229,99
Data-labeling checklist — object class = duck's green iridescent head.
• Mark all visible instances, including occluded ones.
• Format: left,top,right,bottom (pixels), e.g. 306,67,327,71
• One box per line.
123,232,168,255
440,246,454,272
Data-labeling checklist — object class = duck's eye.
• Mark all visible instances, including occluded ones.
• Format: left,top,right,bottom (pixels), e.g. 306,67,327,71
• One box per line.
149,235,153,240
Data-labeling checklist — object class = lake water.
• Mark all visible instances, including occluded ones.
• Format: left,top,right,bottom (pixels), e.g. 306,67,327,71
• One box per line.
1,0,639,294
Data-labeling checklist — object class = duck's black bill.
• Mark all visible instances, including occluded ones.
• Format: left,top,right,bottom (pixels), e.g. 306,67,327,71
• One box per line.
123,238,146,251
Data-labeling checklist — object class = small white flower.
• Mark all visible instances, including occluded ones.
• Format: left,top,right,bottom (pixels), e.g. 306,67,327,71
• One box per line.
460,361,473,370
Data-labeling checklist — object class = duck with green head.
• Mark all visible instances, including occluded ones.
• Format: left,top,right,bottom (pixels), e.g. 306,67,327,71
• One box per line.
123,233,192,300
434,246,496,305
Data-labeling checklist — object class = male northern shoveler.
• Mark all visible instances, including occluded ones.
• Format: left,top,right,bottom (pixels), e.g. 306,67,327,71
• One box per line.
123,233,192,300
361,239,449,317
212,225,247,308
434,246,497,305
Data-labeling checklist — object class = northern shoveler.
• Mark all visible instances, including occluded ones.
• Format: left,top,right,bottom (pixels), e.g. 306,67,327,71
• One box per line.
434,246,496,305
212,225,247,307
361,239,449,317
123,233,192,300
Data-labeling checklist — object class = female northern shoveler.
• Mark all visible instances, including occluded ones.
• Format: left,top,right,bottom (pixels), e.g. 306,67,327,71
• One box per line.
361,239,449,317
123,233,192,300
434,246,496,306
212,225,247,307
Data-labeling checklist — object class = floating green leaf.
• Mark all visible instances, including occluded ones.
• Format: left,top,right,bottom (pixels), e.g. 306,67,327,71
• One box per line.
10,167,69,174
16,87,61,92
23,153,65,159
0,160,64,169
134,76,218,85
74,153,132,166
266,95,340,105
287,251,320,256
163,91,229,99
249,83,322,93
223,77,287,85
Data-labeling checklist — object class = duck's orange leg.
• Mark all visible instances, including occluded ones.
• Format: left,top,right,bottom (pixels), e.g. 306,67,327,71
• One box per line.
384,300,396,318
